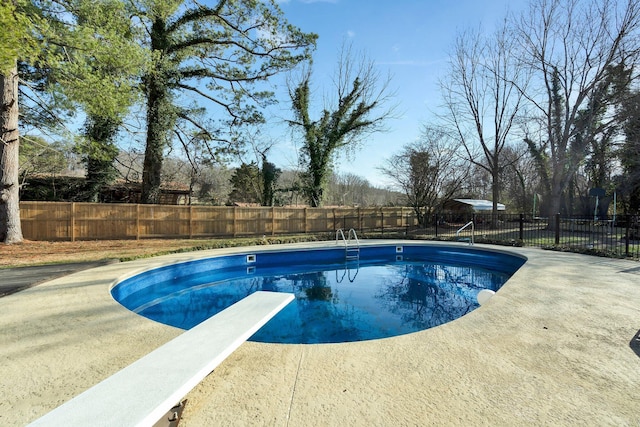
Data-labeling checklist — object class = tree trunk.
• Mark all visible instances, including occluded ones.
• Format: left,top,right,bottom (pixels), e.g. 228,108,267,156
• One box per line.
309,173,324,207
141,17,173,205
0,64,24,244
304,162,326,208
547,188,563,231
141,79,168,204
309,188,322,207
140,142,163,204
491,167,500,228
83,115,120,202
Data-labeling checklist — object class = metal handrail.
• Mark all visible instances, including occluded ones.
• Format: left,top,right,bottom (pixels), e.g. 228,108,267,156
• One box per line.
455,221,474,245
336,228,360,247
347,228,359,246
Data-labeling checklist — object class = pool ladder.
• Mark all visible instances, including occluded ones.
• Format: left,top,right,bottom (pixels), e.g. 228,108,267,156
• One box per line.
336,228,360,260
455,221,474,245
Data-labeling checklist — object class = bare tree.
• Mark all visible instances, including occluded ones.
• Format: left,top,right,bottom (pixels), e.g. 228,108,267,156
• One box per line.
618,88,640,213
379,126,468,225
500,142,542,214
441,20,527,225
288,43,395,207
515,0,640,221
325,172,371,206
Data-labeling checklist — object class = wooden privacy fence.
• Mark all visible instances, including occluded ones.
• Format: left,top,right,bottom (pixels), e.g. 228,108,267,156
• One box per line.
19,202,417,241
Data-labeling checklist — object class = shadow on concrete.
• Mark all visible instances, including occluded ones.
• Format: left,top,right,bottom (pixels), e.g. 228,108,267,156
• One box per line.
0,260,119,298
630,329,640,358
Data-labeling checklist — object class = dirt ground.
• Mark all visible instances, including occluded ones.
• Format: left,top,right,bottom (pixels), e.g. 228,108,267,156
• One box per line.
0,239,227,267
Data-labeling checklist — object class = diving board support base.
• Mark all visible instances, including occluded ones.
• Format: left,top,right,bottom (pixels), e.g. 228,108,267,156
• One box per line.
28,291,295,427
152,400,187,427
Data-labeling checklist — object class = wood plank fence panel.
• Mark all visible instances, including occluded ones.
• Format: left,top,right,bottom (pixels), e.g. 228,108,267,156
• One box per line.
190,206,234,237
18,202,417,241
235,207,272,236
273,208,305,235
138,205,190,238
74,203,138,240
306,208,334,233
383,207,411,229
20,202,72,241
333,208,359,231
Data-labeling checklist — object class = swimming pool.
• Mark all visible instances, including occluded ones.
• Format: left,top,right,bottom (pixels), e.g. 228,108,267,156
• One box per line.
111,243,526,343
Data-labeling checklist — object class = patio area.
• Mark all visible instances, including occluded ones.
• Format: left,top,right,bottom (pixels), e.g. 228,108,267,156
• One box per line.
1,241,639,426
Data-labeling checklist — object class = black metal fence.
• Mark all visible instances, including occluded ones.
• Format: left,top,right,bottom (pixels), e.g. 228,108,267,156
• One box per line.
346,212,640,260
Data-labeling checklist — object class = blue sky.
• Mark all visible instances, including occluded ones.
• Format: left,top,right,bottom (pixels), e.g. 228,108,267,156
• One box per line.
263,0,531,187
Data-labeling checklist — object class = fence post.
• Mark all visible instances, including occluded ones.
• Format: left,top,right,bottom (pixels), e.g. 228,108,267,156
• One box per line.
304,207,308,233
70,202,76,242
272,207,276,236
381,211,384,236
555,213,560,245
625,215,630,257
189,205,193,239
233,206,237,237
435,214,438,238
136,204,140,240
519,213,524,241
332,209,336,232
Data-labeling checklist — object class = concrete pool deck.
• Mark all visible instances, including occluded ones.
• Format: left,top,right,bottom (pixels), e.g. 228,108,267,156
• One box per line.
1,240,639,426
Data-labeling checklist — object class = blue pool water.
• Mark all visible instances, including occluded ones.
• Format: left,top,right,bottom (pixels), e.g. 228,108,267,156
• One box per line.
112,244,525,344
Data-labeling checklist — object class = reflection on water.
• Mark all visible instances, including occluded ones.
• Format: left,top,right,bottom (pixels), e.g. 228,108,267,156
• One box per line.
135,260,509,344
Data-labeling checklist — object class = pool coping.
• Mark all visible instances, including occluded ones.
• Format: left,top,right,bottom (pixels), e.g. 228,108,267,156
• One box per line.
2,240,639,425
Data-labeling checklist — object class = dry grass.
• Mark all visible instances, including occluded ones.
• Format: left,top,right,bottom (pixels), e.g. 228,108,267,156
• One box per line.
0,235,327,268
0,239,214,267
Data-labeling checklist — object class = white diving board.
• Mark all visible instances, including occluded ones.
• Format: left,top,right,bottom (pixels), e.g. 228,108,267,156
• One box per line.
28,291,295,427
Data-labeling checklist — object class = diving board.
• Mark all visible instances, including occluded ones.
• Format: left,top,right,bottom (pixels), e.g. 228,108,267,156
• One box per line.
28,291,295,427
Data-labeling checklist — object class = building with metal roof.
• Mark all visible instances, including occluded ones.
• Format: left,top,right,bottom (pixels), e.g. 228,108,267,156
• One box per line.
443,199,506,213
